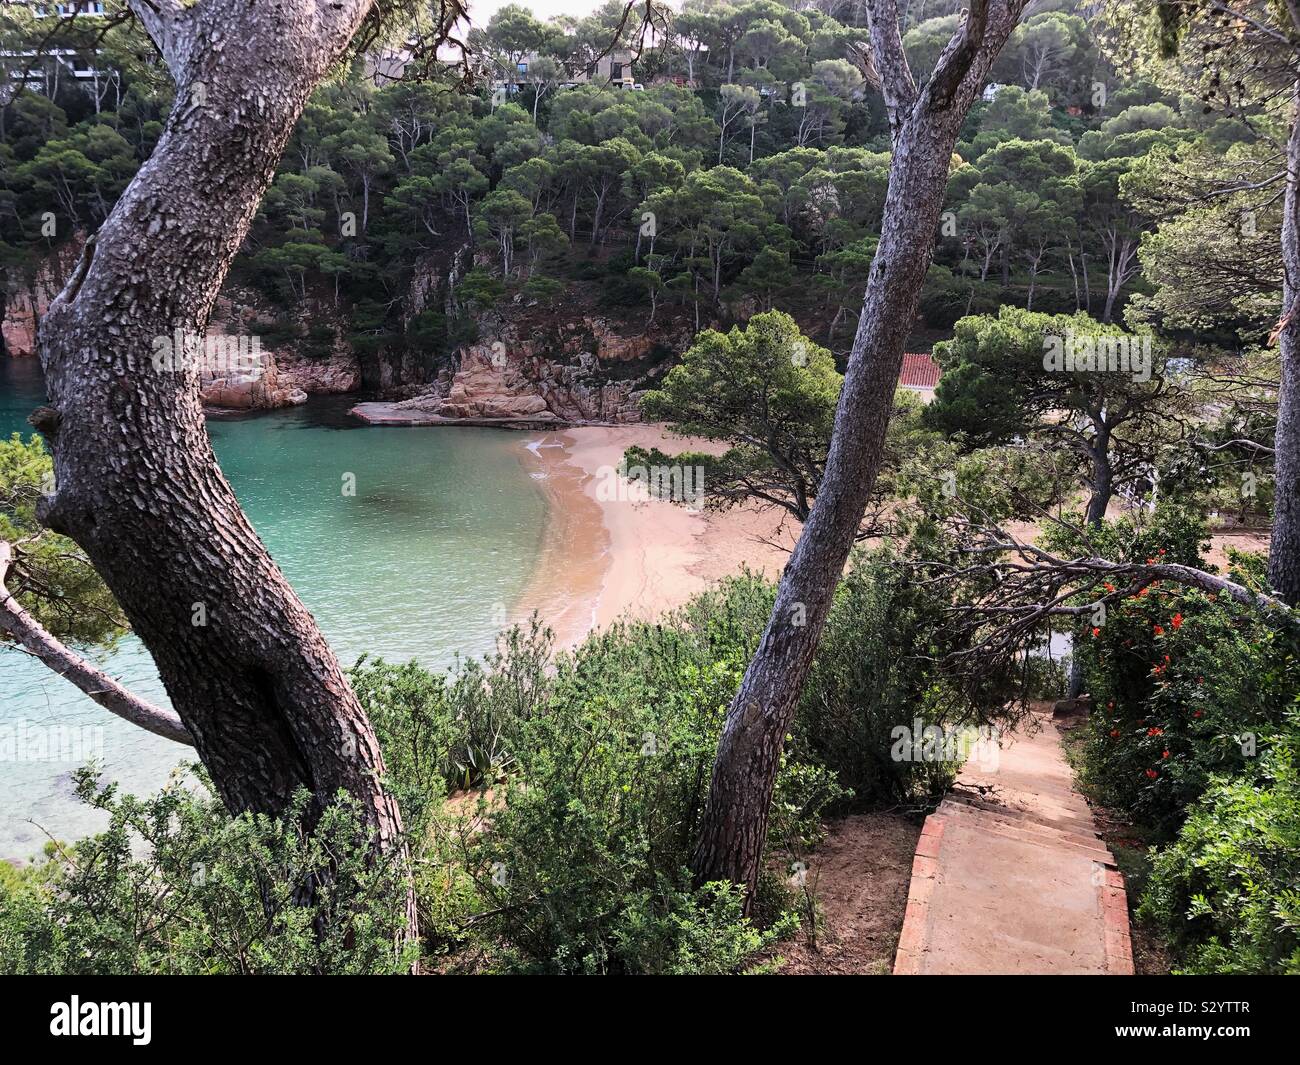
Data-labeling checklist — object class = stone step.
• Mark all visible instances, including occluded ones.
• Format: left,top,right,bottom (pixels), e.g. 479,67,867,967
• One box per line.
938,801,1116,866
940,791,1101,840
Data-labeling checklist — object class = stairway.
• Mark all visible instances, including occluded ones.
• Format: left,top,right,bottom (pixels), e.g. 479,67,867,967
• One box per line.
893,714,1135,975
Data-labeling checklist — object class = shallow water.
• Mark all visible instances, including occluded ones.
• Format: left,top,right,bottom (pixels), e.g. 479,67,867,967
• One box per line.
0,358,548,860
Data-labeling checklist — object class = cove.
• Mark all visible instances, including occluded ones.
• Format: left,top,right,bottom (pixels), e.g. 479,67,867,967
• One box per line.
0,357,549,860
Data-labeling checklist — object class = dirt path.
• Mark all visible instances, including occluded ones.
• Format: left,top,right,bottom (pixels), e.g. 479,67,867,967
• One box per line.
894,712,1134,975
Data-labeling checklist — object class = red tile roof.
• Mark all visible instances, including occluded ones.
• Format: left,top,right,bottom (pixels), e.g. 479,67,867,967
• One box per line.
898,353,941,389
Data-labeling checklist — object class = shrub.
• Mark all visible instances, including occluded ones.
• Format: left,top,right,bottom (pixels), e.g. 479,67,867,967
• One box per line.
353,619,554,818
1139,719,1300,974
795,550,1001,806
460,592,837,973
1064,509,1299,833
0,771,416,975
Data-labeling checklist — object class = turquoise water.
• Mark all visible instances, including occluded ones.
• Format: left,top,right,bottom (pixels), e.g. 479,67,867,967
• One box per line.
0,358,549,860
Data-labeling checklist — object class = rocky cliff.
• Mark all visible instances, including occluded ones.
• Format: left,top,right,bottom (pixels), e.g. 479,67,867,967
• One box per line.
1,238,84,358
6,240,680,425
199,291,361,410
3,243,362,412
354,307,680,427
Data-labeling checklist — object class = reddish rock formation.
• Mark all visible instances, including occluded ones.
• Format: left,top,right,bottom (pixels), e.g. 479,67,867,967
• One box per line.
366,314,675,426
1,237,85,357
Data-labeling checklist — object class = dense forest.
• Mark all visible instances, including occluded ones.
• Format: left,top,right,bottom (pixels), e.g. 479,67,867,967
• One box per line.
0,0,1297,984
2,0,1272,365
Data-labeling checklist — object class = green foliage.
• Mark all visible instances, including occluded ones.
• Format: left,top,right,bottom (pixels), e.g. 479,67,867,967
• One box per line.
794,550,1003,805
634,310,839,521
463,604,812,973
0,1,1256,349
0,434,124,646
351,576,838,972
1140,721,1300,974
1056,508,1299,833
0,771,416,975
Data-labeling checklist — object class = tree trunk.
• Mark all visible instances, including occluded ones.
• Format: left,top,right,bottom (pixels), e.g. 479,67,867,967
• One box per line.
34,0,410,892
1084,428,1113,526
1270,87,1300,605
691,0,1026,902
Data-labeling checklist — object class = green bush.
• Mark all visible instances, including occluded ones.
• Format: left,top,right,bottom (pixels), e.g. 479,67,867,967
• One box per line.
1139,720,1300,974
1064,510,1298,834
0,771,416,975
443,585,837,973
795,550,1002,806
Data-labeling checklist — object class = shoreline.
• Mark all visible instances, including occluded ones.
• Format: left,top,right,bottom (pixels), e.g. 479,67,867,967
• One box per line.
513,424,797,649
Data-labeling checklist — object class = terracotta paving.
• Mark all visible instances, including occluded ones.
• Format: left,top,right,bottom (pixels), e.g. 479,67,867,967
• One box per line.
894,714,1134,975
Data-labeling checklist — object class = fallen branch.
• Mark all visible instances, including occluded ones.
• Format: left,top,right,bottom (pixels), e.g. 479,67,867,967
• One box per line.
0,541,192,746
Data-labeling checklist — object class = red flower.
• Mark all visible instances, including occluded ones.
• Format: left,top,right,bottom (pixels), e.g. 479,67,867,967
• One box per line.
1110,729,1120,738
1193,710,1203,719
1107,701,1115,710
1153,625,1165,636
1092,627,1101,638
1162,750,1171,759
1158,549,1166,556
1104,582,1116,592
1145,769,1158,779
1147,727,1163,736
1171,613,1183,630
1146,557,1156,565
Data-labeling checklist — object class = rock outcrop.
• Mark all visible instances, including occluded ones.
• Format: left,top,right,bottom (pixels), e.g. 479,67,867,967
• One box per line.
1,237,85,357
195,293,362,411
360,312,677,426
198,347,309,411
4,245,362,412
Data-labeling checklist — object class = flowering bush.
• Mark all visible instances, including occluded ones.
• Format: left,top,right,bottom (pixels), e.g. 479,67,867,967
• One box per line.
1057,509,1299,834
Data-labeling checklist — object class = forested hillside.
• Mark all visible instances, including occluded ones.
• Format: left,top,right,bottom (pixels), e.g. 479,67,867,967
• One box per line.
2,0,1275,382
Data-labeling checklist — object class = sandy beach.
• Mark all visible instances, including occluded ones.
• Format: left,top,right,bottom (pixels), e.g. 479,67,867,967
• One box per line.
511,424,798,647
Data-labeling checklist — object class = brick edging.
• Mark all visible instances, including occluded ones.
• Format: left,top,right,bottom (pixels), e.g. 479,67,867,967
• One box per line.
1101,867,1136,975
893,813,945,975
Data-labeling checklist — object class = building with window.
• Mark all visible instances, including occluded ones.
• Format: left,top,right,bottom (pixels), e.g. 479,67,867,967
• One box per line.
31,2,108,16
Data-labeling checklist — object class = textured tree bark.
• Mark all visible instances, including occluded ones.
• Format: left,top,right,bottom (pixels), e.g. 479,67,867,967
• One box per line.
691,0,1028,902
1083,424,1113,528
1269,88,1300,606
34,0,411,905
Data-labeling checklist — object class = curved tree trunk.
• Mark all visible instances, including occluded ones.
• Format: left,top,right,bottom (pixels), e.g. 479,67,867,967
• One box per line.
691,0,1027,902
34,0,409,892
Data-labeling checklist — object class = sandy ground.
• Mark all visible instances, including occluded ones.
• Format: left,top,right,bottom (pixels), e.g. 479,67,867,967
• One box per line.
765,812,922,975
512,424,796,647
